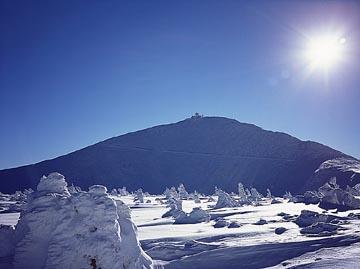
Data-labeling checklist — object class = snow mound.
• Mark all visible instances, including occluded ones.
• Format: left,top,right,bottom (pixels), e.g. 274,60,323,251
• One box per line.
88,184,108,195
6,173,152,269
37,172,70,195
174,207,210,224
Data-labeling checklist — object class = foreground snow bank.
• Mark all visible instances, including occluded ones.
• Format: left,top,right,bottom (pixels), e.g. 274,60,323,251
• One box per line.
3,172,152,269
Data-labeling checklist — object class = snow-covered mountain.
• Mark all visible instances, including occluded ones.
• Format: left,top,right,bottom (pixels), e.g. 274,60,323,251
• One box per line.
0,116,359,194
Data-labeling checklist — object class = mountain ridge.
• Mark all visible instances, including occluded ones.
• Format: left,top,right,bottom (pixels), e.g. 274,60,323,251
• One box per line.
0,116,358,194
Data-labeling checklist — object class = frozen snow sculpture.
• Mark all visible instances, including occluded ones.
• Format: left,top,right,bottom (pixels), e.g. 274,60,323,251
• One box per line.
111,188,118,195
118,187,129,196
214,189,238,209
318,178,360,210
174,207,210,224
245,188,251,198
178,184,189,200
238,182,247,203
250,187,262,201
283,191,293,200
10,172,152,269
134,188,144,203
37,172,70,195
266,188,272,199
68,183,78,194
270,198,282,204
193,191,201,203
164,187,178,200
162,197,183,218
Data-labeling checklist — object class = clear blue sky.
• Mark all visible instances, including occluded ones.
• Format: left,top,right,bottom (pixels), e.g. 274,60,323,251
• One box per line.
1,0,359,169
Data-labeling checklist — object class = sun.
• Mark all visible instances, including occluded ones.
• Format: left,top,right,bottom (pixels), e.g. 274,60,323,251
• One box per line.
305,35,346,70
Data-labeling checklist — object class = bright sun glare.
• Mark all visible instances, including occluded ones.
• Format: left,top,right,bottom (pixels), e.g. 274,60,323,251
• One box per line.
305,35,346,70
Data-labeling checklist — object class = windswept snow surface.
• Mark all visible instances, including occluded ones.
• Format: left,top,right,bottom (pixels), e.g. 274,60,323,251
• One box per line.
2,193,360,268
109,195,360,268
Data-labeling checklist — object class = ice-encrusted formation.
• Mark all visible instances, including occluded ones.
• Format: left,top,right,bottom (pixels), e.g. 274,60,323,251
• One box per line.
214,189,238,209
111,188,118,195
318,178,360,210
118,187,129,196
193,191,201,203
266,188,272,199
37,172,70,195
174,207,210,224
178,184,189,200
250,187,262,201
162,197,183,218
166,187,179,200
238,182,247,203
134,188,144,203
8,173,152,269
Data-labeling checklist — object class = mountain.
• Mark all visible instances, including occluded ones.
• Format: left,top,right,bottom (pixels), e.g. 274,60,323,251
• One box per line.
0,116,359,195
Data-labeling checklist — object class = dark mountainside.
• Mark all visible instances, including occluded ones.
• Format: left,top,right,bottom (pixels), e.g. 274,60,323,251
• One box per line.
0,116,359,195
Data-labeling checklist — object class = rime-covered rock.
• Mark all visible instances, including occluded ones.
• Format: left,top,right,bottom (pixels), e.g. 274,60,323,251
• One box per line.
275,227,287,235
303,191,321,205
7,173,152,269
300,222,339,236
228,221,241,228
213,218,229,228
254,218,267,225
294,210,338,228
318,178,360,210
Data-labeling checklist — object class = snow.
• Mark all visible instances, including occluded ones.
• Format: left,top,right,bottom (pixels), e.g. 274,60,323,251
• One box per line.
36,172,70,195
0,173,152,269
2,178,360,268
315,157,360,174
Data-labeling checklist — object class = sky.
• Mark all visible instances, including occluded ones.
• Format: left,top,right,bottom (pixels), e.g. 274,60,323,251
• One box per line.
0,0,360,169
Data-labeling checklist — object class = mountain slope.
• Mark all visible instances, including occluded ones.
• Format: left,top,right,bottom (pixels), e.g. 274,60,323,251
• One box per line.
0,116,358,194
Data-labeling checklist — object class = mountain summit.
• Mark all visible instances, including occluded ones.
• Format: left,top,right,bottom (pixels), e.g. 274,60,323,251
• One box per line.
0,116,359,194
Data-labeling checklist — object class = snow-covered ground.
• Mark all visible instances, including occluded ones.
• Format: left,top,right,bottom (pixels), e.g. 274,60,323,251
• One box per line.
2,193,360,268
